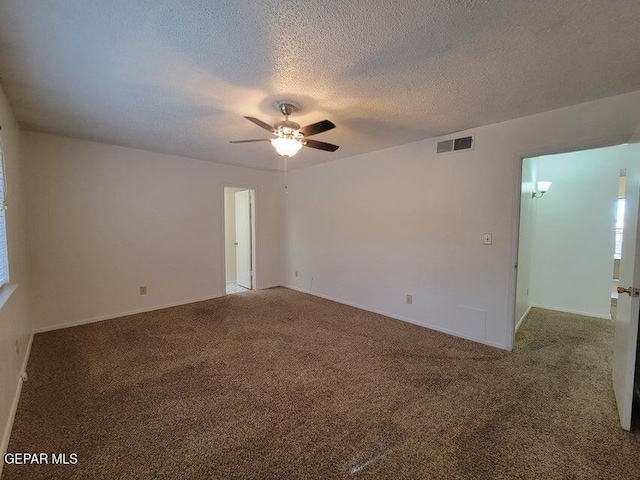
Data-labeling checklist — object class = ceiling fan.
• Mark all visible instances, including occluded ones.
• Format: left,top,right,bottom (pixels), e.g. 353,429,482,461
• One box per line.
230,101,339,157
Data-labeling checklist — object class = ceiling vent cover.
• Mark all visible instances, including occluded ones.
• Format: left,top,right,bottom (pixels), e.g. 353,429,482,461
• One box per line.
437,135,474,154
436,139,454,153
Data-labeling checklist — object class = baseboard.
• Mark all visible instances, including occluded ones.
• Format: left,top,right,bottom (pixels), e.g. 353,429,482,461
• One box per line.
283,285,506,350
531,303,611,320
515,304,532,332
0,332,34,478
257,284,282,290
33,294,225,334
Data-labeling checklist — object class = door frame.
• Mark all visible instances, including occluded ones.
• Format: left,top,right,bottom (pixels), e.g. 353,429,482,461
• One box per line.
221,183,258,294
507,133,633,351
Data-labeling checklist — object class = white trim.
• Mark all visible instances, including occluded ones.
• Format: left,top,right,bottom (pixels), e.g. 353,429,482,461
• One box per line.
505,150,524,351
0,284,18,312
1,332,33,478
221,184,258,294
33,294,223,334
283,285,506,350
515,304,532,332
257,284,281,290
531,303,612,320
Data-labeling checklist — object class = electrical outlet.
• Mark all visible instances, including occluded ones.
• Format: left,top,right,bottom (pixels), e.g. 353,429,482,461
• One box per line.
139,286,147,295
295,270,299,278
483,233,492,245
406,294,413,305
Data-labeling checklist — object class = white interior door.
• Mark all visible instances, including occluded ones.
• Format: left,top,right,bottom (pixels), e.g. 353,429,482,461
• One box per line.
613,143,640,430
234,190,252,289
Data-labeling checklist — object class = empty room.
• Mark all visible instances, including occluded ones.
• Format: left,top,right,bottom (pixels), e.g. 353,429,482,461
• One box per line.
1,1,640,478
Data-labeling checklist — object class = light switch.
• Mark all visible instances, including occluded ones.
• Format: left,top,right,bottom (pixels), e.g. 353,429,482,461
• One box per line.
483,233,492,245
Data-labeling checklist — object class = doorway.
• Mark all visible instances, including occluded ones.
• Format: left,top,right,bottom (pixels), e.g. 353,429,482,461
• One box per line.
611,172,626,321
512,141,640,431
514,145,631,330
224,186,256,294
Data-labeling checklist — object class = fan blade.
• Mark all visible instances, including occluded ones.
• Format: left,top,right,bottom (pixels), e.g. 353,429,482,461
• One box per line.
304,139,340,152
229,139,270,143
299,120,335,137
244,116,275,132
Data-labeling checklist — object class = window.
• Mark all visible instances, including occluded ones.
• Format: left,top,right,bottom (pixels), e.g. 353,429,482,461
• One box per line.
0,141,9,287
614,197,625,259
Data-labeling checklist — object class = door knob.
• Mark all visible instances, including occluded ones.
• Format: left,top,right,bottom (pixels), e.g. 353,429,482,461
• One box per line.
617,286,639,297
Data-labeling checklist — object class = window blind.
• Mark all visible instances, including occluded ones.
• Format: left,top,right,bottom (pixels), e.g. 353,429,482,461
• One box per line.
0,141,9,287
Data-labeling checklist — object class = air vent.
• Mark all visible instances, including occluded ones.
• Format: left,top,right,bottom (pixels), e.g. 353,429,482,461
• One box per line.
436,139,454,154
437,135,474,154
454,136,473,150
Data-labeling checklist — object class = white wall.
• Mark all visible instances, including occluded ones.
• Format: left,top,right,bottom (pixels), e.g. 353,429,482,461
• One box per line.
23,132,283,331
283,91,640,350
526,146,632,319
224,187,246,282
0,86,31,473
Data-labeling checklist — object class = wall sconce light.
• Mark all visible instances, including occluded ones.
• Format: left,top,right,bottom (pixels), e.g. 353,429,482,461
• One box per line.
532,181,552,198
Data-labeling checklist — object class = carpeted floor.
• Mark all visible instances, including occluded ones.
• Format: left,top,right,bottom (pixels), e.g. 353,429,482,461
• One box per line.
4,288,640,479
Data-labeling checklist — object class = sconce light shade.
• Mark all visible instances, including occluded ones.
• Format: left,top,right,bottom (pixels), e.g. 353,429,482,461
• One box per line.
537,181,552,193
532,181,552,198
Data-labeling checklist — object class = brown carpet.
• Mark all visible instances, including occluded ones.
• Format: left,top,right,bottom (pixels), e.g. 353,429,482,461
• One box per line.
4,289,640,479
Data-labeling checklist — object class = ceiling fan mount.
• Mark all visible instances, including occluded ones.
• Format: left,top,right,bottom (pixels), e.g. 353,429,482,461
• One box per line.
274,100,300,117
230,101,339,157
273,101,301,131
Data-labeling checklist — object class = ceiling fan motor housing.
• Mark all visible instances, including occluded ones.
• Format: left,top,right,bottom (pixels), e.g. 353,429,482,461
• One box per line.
274,120,302,135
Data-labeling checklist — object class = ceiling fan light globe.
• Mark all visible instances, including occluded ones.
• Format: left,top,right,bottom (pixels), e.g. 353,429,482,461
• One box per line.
270,137,303,157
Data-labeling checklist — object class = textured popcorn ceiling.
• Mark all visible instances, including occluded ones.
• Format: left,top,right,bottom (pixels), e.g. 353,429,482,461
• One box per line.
0,1,639,171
